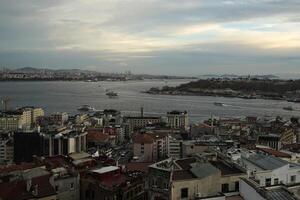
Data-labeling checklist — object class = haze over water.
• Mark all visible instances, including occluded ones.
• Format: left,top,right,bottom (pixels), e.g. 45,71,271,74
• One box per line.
1,80,300,122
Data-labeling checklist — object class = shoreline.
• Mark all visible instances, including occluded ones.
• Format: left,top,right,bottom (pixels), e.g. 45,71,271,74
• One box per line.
143,90,299,103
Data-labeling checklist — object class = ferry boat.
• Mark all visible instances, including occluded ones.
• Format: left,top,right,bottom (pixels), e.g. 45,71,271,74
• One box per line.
283,106,293,111
214,102,224,106
78,105,95,112
106,91,118,98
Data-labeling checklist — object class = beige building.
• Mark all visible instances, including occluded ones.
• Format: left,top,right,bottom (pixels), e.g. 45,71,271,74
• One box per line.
19,106,44,127
126,116,162,134
133,132,169,162
148,157,247,200
1,107,44,130
167,110,189,130
0,113,21,131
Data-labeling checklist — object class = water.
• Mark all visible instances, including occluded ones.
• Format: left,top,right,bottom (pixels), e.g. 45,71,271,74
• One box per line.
1,80,300,122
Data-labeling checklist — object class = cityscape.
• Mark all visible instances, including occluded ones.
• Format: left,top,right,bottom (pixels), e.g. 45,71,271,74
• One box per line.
1,0,300,200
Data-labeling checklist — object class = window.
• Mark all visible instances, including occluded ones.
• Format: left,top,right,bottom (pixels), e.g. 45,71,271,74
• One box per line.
55,185,59,191
70,182,74,190
266,178,271,186
222,184,229,193
274,178,279,185
291,175,296,183
85,190,90,199
181,188,188,198
235,181,239,191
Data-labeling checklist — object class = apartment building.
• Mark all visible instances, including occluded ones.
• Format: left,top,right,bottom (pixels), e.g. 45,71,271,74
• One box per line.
167,110,189,130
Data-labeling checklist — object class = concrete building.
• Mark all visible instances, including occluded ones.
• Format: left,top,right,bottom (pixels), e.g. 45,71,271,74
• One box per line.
0,134,13,164
14,127,87,163
51,167,80,200
1,107,44,130
80,166,146,200
167,135,182,159
19,106,45,128
125,116,162,134
148,157,246,200
0,112,21,131
0,167,57,200
133,132,168,162
50,112,69,125
241,153,300,187
167,110,189,130
240,178,298,200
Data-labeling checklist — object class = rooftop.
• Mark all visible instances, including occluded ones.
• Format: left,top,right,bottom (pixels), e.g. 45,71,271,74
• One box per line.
189,163,220,179
68,152,91,160
210,161,244,175
257,147,291,158
244,154,288,170
92,166,119,174
133,133,154,144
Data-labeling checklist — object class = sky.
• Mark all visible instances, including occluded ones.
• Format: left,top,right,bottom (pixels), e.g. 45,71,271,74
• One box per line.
0,0,300,76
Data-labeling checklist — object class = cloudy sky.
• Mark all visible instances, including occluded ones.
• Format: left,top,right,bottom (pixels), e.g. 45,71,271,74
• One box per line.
0,0,300,75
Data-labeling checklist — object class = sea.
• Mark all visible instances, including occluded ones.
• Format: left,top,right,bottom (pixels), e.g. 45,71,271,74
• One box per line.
1,79,300,123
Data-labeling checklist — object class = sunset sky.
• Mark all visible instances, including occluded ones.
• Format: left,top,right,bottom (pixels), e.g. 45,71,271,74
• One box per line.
1,0,300,75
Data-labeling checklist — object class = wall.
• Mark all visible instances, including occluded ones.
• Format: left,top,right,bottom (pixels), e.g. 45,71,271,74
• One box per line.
239,179,265,200
171,172,221,199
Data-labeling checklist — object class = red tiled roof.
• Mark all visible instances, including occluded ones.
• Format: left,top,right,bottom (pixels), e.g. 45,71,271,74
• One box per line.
172,170,195,180
133,133,154,144
0,174,56,200
175,158,197,170
0,163,38,174
125,162,153,173
87,133,109,142
42,155,71,170
257,147,291,158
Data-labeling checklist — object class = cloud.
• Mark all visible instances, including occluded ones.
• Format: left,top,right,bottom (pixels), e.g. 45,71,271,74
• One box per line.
0,0,300,75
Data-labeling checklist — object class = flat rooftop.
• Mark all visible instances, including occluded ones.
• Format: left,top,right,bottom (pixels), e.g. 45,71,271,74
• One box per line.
92,166,119,174
210,161,244,175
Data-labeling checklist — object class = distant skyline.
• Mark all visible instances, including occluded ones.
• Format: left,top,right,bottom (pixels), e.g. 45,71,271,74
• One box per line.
1,0,300,76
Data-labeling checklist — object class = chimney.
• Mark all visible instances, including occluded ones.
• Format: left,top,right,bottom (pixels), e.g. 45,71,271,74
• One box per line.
141,107,144,117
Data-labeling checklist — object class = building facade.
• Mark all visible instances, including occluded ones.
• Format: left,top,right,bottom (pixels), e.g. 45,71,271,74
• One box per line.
167,111,189,130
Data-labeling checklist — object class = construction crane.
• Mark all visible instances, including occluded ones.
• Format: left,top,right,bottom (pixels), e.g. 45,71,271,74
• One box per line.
1,97,10,111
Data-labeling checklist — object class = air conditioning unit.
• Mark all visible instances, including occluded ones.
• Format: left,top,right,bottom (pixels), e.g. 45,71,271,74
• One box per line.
195,193,201,198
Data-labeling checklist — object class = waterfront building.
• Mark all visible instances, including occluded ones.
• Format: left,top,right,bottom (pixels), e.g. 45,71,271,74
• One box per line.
19,106,44,128
0,112,21,131
125,116,162,134
166,110,189,130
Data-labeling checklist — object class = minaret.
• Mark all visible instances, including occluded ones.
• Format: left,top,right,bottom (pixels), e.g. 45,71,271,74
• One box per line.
141,107,144,117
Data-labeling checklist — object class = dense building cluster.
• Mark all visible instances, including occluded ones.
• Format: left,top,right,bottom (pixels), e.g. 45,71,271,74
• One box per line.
0,106,300,200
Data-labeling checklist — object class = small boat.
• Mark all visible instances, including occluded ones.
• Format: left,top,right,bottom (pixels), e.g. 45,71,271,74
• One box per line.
283,106,293,111
106,91,118,98
214,102,224,106
78,105,95,112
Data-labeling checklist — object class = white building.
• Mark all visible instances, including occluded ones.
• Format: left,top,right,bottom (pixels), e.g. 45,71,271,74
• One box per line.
167,136,182,158
167,110,189,130
241,153,300,187
0,136,14,164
